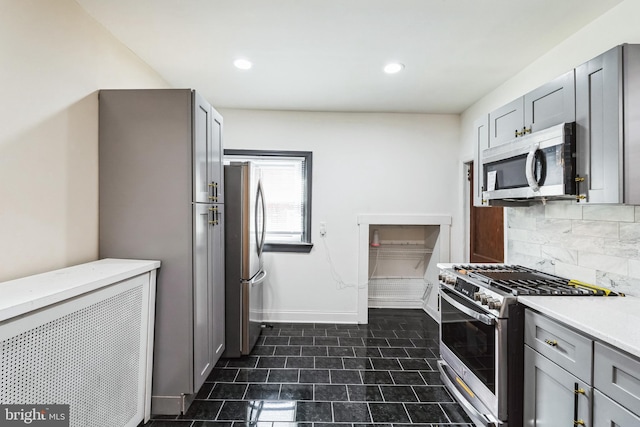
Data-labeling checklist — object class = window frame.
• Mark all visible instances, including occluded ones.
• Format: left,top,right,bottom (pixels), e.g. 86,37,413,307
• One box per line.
224,149,313,253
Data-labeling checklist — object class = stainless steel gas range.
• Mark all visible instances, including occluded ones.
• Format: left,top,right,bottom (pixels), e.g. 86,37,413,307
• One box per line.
437,264,621,427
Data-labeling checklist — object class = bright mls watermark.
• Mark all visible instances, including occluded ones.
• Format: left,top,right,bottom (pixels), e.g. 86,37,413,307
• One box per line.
0,405,69,427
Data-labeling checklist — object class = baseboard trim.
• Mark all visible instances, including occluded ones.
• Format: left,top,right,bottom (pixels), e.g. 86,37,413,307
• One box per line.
262,310,360,324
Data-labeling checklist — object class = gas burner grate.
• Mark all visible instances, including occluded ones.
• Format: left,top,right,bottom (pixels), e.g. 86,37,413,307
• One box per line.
451,264,615,296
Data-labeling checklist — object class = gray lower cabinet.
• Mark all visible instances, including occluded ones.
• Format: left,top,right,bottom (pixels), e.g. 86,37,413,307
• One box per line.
594,390,640,426
193,203,225,389
575,43,640,204
523,345,591,427
524,310,592,427
488,70,575,148
99,89,225,415
593,342,640,424
524,309,640,427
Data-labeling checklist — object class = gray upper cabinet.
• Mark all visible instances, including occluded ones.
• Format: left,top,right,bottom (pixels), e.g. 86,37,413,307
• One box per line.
524,70,575,133
575,44,640,204
194,93,224,204
488,97,524,147
211,108,224,204
473,115,490,207
488,71,575,148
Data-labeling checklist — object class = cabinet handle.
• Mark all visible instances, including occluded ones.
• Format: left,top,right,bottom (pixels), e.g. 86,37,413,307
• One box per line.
573,382,585,427
576,195,586,201
208,182,219,201
575,177,585,182
515,129,524,137
544,339,558,346
524,127,532,134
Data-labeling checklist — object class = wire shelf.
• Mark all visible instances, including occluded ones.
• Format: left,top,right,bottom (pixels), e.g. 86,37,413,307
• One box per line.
369,245,433,261
368,277,431,301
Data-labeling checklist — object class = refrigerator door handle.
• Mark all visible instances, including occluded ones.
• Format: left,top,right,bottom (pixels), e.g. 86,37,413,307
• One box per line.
250,269,267,287
255,180,267,255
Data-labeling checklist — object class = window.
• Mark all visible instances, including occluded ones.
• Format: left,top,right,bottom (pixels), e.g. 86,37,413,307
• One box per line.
224,150,313,253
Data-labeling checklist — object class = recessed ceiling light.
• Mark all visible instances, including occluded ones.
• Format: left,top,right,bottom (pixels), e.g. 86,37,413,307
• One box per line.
384,63,404,74
234,59,253,70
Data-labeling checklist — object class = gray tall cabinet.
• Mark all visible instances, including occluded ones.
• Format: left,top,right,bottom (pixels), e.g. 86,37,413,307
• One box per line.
98,89,225,415
575,44,640,204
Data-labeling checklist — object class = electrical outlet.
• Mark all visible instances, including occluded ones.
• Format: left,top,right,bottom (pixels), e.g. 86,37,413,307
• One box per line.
319,222,327,236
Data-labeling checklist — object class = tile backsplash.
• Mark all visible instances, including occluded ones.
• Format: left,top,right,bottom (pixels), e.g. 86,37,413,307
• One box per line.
507,202,640,296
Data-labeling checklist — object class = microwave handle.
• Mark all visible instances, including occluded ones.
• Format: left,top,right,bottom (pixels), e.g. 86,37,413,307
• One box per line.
525,142,541,192
440,289,495,326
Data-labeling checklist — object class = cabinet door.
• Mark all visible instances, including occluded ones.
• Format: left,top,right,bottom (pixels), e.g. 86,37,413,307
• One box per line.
594,390,640,426
193,91,213,204
523,346,591,427
594,342,640,415
211,107,224,204
473,115,489,207
212,204,225,361
575,45,623,204
524,310,592,384
193,204,215,392
489,97,523,147
524,70,576,133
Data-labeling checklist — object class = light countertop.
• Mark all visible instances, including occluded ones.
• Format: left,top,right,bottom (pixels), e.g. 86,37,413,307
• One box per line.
518,295,640,358
0,258,161,322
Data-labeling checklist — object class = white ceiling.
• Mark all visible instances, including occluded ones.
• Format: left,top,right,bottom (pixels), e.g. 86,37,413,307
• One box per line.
75,0,622,114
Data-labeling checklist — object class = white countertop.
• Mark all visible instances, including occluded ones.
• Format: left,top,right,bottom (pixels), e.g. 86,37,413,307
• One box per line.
0,258,161,323
518,295,640,358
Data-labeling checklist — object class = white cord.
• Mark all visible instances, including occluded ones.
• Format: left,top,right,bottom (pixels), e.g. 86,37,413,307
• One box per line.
320,234,368,290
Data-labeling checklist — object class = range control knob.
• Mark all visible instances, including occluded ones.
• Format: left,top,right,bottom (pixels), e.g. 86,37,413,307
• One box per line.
488,299,502,310
473,292,483,301
480,295,490,305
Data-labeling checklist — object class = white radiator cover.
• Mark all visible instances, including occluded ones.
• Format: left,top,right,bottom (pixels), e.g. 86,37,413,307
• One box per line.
0,259,159,427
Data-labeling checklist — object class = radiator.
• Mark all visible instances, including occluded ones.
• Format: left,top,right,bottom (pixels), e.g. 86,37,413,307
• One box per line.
0,259,159,427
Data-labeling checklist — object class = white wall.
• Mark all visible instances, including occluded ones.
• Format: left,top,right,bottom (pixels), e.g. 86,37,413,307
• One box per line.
219,109,461,323
0,0,168,282
459,0,640,290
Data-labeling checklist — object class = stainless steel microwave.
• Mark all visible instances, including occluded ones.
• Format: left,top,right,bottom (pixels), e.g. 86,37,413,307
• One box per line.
482,122,576,203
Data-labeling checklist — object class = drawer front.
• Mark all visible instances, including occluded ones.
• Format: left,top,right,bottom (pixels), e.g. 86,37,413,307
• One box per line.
525,309,593,384
594,389,640,426
594,342,640,417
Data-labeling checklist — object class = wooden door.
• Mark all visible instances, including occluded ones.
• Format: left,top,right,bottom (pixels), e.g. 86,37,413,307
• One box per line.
469,162,504,263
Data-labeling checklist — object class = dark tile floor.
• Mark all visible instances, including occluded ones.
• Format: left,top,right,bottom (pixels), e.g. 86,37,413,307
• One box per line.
145,308,472,427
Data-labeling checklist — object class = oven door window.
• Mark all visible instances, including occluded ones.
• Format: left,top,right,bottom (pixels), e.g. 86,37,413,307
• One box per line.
441,292,496,393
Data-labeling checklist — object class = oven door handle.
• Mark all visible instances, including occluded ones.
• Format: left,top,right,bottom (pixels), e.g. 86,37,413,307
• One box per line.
440,290,495,326
438,361,497,427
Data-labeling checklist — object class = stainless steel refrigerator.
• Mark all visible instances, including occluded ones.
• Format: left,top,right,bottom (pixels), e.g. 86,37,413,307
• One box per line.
223,162,267,357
